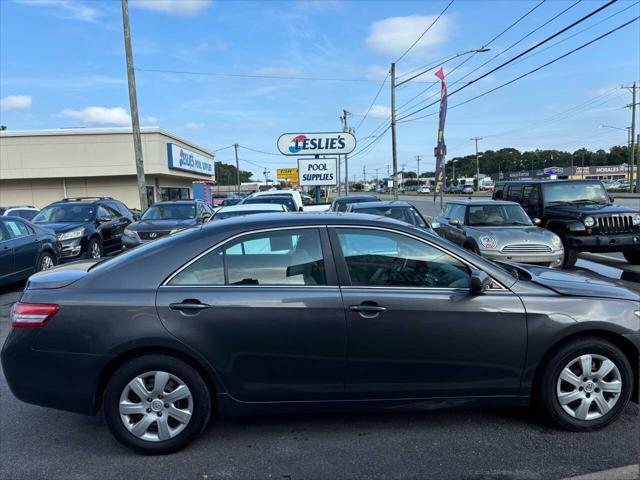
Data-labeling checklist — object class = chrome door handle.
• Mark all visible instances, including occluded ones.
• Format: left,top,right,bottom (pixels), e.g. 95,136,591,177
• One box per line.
349,305,387,312
169,302,210,312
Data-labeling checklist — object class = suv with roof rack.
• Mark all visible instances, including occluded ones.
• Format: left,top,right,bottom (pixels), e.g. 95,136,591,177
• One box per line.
31,197,134,260
493,180,640,267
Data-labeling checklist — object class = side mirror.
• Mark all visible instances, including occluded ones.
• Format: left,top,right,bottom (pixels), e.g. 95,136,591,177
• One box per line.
533,217,542,225
469,270,491,295
608,195,614,203
97,216,112,224
448,219,461,227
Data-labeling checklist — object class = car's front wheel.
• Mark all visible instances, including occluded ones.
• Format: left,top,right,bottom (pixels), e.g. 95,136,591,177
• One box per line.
104,355,211,454
88,238,103,259
540,337,632,431
36,252,55,271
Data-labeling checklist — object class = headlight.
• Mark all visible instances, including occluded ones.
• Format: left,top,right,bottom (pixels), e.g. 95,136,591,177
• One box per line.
583,216,595,227
632,214,640,226
551,234,563,250
479,235,498,249
123,228,138,237
57,228,85,241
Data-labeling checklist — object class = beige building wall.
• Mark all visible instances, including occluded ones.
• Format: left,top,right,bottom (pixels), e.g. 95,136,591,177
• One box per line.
0,128,214,209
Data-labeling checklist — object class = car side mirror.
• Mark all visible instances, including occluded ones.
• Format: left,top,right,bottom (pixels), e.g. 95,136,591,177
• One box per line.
469,270,491,295
533,218,541,225
608,195,614,203
448,219,461,227
97,216,112,224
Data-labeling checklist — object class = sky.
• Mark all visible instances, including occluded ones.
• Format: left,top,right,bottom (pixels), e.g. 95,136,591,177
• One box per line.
1,0,639,181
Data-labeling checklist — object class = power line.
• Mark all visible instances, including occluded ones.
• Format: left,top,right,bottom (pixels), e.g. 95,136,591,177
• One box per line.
212,144,234,152
355,72,389,131
394,0,547,115
395,0,455,64
398,0,621,122
239,145,281,156
400,17,639,123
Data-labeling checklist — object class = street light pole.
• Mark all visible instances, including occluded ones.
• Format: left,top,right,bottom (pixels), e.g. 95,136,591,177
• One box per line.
390,63,398,199
471,136,482,190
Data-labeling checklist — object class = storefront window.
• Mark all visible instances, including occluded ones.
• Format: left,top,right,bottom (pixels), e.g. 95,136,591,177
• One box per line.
159,187,190,201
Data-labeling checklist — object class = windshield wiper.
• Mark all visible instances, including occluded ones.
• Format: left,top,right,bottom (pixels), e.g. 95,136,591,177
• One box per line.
570,199,605,205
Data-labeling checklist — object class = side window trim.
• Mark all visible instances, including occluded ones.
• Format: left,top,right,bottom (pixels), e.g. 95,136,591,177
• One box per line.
162,225,338,287
327,225,506,291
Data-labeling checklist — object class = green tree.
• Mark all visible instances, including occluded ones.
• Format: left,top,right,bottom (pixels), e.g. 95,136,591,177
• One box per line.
215,162,253,185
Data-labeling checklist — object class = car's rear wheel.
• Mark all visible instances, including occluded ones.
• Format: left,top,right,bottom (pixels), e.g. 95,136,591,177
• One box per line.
623,251,640,264
540,337,632,431
88,238,102,259
104,355,211,454
36,252,55,271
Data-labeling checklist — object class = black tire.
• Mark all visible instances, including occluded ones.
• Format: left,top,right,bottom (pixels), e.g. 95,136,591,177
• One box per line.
36,251,55,271
88,237,103,259
623,251,640,265
104,355,211,455
540,337,632,432
558,232,578,268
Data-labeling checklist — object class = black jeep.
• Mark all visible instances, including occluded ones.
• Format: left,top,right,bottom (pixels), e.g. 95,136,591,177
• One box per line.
493,180,640,267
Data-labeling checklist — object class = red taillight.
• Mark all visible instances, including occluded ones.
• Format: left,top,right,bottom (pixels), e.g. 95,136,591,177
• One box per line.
11,303,59,328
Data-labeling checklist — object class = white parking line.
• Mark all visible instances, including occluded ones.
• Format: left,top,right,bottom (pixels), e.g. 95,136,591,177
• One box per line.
561,464,639,480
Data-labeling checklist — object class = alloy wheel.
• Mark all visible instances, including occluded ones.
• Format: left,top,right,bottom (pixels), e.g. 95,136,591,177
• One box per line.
119,371,193,442
556,353,622,421
90,242,101,258
40,255,54,270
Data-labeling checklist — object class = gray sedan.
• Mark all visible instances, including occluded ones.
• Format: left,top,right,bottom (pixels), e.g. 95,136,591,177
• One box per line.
435,199,564,268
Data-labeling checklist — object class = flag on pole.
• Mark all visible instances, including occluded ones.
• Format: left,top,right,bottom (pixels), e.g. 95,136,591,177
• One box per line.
433,67,448,204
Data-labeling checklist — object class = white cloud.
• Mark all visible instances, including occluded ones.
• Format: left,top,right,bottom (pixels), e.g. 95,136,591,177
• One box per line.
16,0,101,23
185,122,204,130
130,0,212,16
59,106,130,126
0,95,32,111
364,105,391,119
366,15,450,55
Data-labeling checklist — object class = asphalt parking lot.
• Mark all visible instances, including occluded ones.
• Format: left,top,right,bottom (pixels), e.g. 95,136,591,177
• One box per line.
1,198,639,480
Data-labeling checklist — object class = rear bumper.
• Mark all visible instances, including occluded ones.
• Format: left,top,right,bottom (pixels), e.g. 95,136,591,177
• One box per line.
568,233,640,252
1,328,112,415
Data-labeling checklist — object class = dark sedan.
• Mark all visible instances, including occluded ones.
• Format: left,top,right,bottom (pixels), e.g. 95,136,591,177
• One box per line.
240,195,297,212
2,214,638,455
0,217,60,287
122,200,213,248
330,194,379,212
346,200,436,233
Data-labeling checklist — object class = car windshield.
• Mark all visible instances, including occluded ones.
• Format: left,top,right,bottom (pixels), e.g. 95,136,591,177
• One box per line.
33,204,95,223
542,182,608,205
142,204,196,220
356,206,427,228
214,210,275,220
244,197,294,210
467,204,532,226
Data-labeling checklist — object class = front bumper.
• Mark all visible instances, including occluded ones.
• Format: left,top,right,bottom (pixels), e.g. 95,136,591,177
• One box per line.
481,249,564,267
122,234,144,249
567,232,640,252
59,238,88,262
1,328,113,415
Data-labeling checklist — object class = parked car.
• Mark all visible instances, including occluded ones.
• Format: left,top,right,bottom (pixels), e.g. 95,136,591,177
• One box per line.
247,189,304,211
31,197,134,260
241,195,297,212
346,201,437,233
493,180,640,267
418,186,431,194
301,194,314,206
0,205,40,221
447,184,464,194
0,217,60,286
330,195,380,212
212,203,287,220
2,213,638,454
122,200,214,248
220,198,242,207
462,185,474,195
212,194,227,207
435,199,564,268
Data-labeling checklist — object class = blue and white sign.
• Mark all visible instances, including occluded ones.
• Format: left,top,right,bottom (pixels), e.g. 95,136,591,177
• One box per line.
167,143,214,177
297,157,337,186
278,132,356,156
544,166,563,175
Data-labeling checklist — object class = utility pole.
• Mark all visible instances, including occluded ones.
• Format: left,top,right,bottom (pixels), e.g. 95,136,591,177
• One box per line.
390,63,398,199
375,168,379,184
416,155,422,184
471,136,482,190
341,110,352,196
623,82,638,191
233,143,240,194
121,0,147,211
362,165,366,183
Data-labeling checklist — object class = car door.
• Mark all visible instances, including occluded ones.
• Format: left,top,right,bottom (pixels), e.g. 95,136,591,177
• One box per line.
329,226,527,399
156,226,347,402
0,223,16,284
3,219,39,279
96,205,118,252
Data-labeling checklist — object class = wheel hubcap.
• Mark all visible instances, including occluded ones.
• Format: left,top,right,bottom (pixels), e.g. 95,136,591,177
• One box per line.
91,243,101,258
41,256,54,270
119,371,193,442
556,354,622,421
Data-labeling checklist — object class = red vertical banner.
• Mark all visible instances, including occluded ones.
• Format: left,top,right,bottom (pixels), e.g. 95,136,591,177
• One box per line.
433,67,448,204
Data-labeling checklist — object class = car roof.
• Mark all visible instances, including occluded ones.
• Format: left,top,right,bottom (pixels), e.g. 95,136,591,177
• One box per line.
217,203,286,213
499,179,601,184
1,205,37,209
447,198,519,206
349,200,413,209
245,195,292,200
253,190,297,195
334,195,378,201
